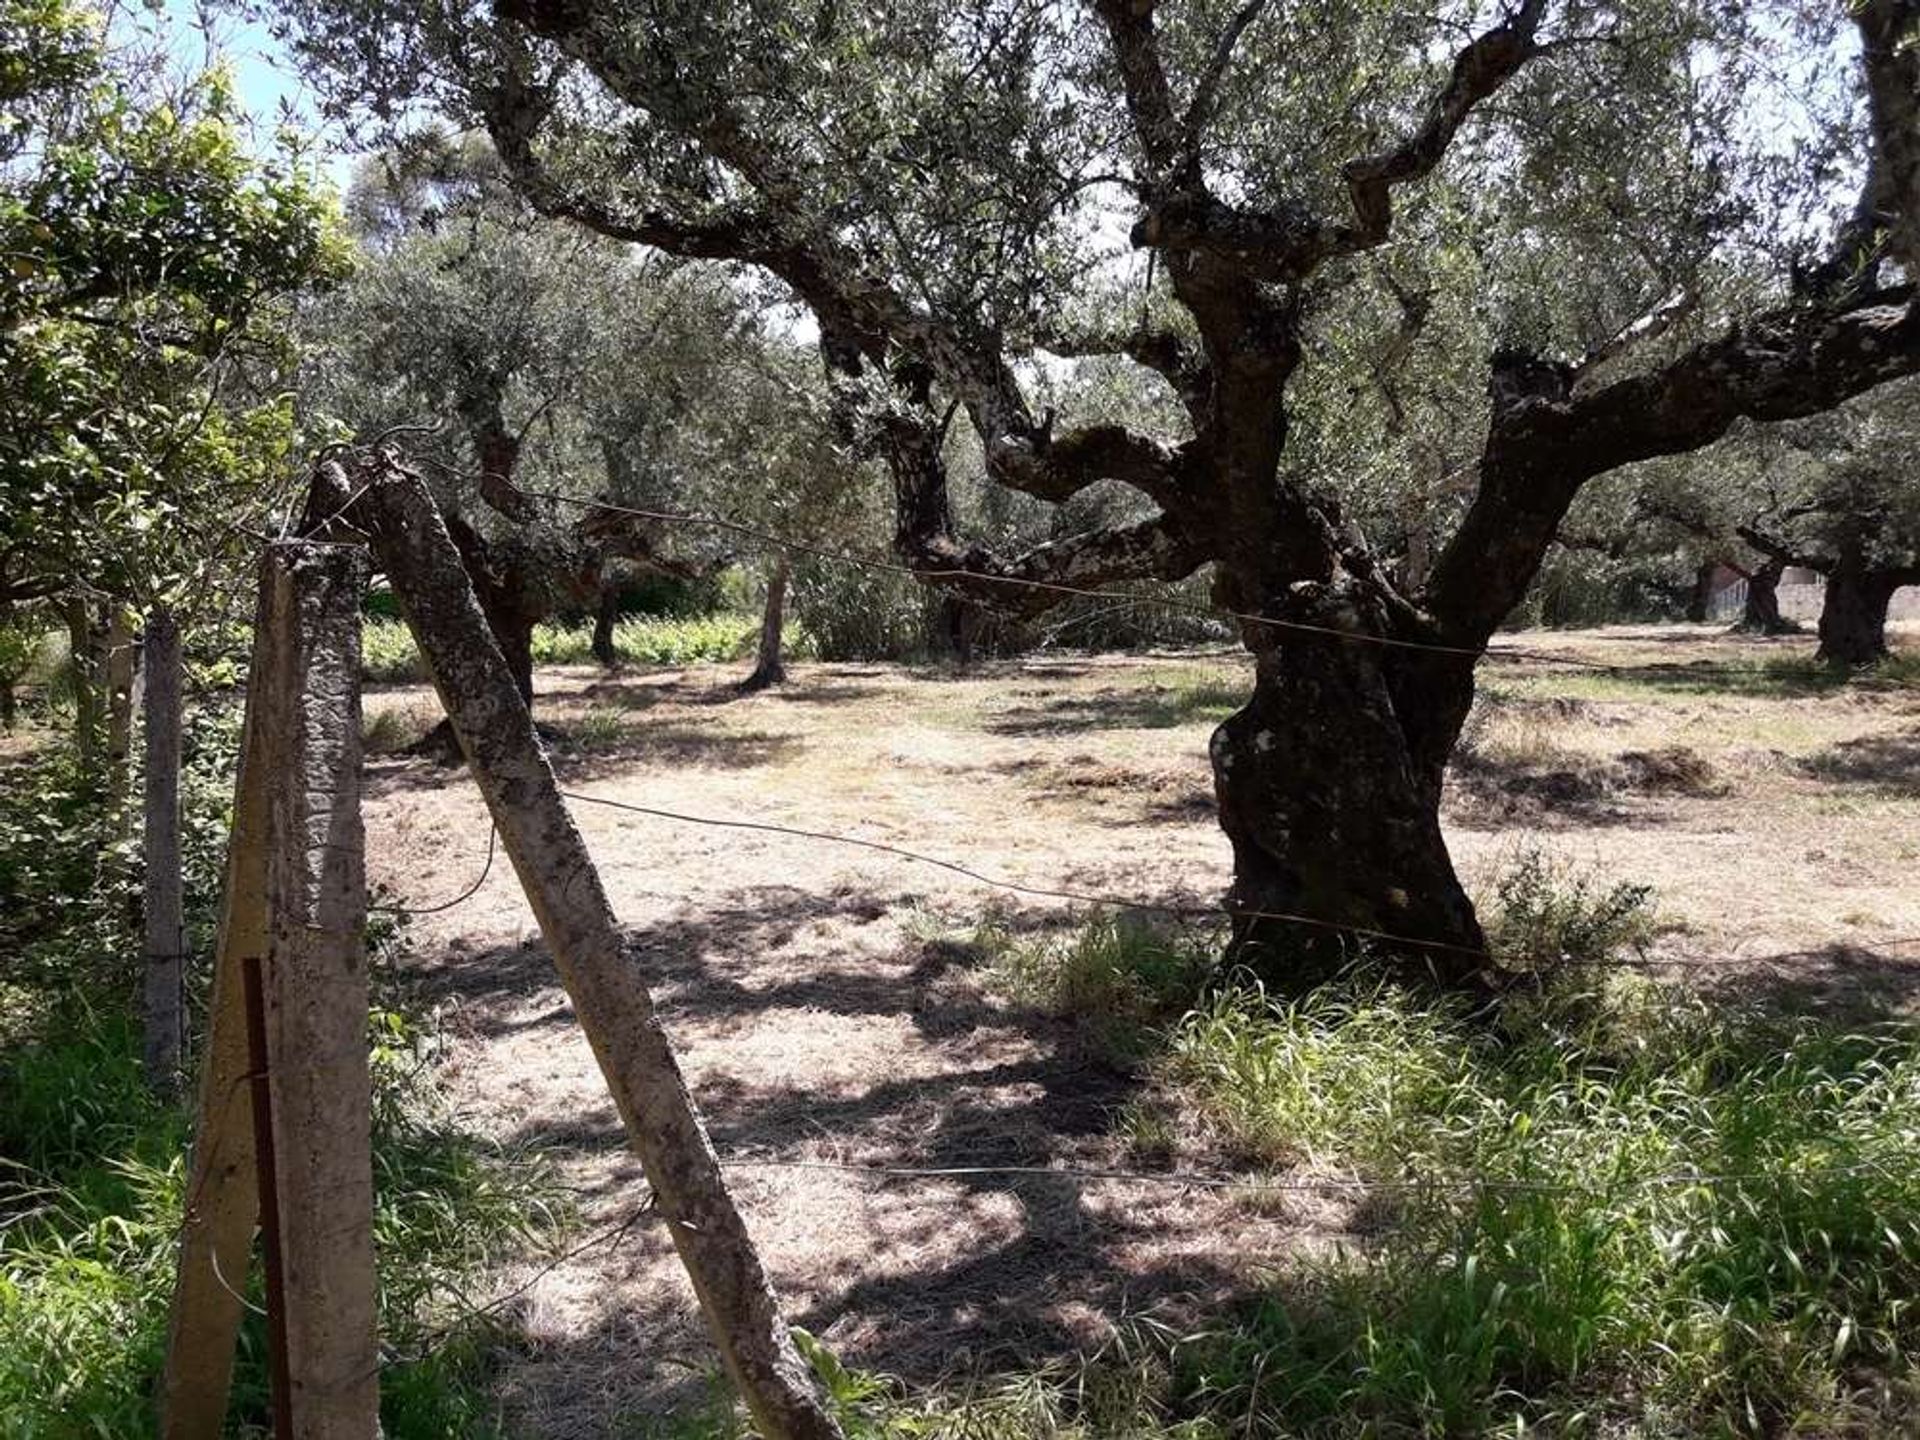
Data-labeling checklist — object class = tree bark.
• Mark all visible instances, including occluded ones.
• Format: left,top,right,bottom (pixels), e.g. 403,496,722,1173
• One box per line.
1731,557,1796,635
1816,555,1901,664
351,457,842,1440
592,581,621,668
1209,575,1492,992
740,556,790,691
1684,561,1717,623
142,606,185,1095
65,595,100,767
415,516,543,761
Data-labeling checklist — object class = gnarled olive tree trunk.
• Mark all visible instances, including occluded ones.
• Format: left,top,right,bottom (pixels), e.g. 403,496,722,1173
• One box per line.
1816,553,1908,664
591,582,621,668
1731,557,1795,635
1209,573,1488,991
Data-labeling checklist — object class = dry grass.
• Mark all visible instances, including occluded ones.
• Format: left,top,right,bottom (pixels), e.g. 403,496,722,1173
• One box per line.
357,626,1920,1436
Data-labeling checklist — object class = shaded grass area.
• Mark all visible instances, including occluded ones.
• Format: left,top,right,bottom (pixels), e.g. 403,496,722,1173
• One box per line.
677,866,1920,1439
0,738,568,1437
0,994,567,1438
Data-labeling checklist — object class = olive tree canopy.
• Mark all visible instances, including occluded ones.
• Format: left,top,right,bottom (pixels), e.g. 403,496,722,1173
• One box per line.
272,0,1920,987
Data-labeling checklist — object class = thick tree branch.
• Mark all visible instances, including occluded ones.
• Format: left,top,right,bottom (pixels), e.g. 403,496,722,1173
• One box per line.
1812,0,1920,294
906,510,1206,618
1569,286,1697,394
1181,0,1272,159
1128,0,1549,281
1335,0,1549,254
1426,288,1920,640
1037,320,1212,423
1091,0,1183,181
991,422,1199,506
1735,521,1833,575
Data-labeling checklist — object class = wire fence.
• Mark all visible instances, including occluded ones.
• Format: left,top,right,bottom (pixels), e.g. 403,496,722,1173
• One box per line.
217,463,1920,1380
521,487,1729,678
367,781,1920,975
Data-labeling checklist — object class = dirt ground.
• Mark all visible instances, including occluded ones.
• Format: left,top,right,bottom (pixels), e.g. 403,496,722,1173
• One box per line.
359,623,1920,1437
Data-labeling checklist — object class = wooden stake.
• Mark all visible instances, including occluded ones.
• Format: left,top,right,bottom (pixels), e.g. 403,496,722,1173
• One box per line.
159,544,377,1440
354,457,843,1440
142,605,185,1093
160,574,276,1440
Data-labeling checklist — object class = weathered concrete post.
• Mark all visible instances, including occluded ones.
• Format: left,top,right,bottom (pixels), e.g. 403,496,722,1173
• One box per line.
351,454,842,1440
159,543,377,1440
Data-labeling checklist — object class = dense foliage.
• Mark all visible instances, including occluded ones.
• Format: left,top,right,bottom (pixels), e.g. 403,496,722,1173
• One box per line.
0,0,346,618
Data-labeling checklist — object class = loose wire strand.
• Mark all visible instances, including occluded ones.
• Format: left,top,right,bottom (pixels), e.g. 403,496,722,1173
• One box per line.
553,786,1920,972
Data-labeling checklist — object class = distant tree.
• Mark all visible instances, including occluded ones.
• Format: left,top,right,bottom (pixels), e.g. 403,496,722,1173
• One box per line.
1730,382,1920,664
309,133,864,704
278,0,1920,988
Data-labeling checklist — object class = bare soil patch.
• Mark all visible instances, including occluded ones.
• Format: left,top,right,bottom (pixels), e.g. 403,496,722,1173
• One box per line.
359,626,1920,1436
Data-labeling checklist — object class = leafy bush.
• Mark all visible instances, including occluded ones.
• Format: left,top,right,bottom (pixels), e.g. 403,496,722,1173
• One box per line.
361,614,755,682
790,559,932,661
1146,974,1920,1435
0,707,561,1436
361,616,430,683
1484,844,1656,974
0,982,564,1437
531,614,754,666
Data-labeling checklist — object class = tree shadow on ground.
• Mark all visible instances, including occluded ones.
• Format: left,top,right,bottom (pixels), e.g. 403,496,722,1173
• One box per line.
546,722,805,777
983,681,1243,736
1689,940,1920,1022
1542,655,1916,700
1444,756,1704,832
412,895,1920,1435
398,880,1317,1411
1796,734,1920,798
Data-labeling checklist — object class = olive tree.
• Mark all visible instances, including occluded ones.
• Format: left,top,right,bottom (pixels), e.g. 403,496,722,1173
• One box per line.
275,0,1920,987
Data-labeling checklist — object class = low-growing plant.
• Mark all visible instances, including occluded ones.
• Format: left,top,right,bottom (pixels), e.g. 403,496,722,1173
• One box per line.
0,991,565,1438
1148,973,1920,1435
361,616,430,683
984,911,1213,1058
1484,845,1656,974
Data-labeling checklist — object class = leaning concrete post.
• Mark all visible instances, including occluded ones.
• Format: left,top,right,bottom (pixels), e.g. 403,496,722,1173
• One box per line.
160,583,275,1439
159,543,377,1440
352,456,842,1440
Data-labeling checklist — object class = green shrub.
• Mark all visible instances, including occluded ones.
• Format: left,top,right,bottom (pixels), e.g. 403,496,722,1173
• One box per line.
1151,976,1920,1434
983,911,1213,1059
533,614,754,667
361,614,755,681
0,993,564,1438
361,617,429,683
790,559,931,661
1484,845,1656,974
0,728,561,1437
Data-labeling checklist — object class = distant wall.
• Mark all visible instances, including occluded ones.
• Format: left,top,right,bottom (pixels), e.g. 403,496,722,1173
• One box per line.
1709,579,1920,623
